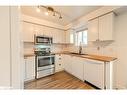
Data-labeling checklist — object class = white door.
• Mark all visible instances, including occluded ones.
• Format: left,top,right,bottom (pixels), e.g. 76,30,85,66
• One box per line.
84,59,104,89
88,18,99,41
22,22,34,42
24,56,35,81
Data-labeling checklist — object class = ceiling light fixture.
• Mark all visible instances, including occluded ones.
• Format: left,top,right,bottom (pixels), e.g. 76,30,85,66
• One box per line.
36,7,40,13
44,11,49,16
37,6,63,19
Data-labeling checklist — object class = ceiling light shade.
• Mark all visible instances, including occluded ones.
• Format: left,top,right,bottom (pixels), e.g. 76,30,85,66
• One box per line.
59,15,62,19
36,7,40,13
53,12,55,16
44,11,49,16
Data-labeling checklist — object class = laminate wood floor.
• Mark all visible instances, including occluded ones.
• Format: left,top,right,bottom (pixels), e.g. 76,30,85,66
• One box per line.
24,71,94,89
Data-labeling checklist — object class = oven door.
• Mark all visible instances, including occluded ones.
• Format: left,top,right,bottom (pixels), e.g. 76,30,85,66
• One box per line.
37,55,55,71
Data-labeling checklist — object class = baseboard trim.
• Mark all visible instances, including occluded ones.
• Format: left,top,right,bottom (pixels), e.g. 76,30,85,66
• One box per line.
84,80,101,89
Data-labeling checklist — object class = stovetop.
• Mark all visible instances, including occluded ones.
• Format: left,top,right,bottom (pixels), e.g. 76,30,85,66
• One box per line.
34,51,55,56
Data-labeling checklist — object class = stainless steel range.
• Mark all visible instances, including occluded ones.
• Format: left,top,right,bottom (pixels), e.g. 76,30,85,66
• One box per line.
34,36,55,79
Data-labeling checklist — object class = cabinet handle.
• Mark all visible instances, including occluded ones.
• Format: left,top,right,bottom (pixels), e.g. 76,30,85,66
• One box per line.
59,58,61,60
59,64,61,66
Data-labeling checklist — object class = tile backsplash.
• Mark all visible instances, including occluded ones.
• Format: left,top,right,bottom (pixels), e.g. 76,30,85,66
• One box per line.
65,41,117,57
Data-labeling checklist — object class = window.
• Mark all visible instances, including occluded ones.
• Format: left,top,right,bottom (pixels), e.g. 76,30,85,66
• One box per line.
70,33,74,43
75,29,87,46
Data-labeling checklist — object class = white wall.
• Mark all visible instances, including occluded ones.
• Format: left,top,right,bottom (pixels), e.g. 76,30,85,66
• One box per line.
0,6,23,89
11,7,24,89
65,6,122,30
114,11,127,89
66,11,127,89
0,6,11,87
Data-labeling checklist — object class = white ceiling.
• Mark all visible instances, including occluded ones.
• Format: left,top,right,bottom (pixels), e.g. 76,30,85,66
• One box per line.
21,6,101,26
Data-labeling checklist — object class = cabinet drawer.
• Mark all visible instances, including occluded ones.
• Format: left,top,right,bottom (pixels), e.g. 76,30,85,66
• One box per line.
37,68,55,78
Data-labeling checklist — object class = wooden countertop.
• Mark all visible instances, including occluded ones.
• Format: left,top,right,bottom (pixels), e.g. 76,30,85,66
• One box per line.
53,51,117,62
24,53,35,58
24,51,117,62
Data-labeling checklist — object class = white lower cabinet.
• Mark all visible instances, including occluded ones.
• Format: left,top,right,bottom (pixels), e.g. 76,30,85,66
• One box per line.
24,56,35,82
55,54,64,72
64,55,73,74
63,55,84,81
84,59,104,89
71,56,84,81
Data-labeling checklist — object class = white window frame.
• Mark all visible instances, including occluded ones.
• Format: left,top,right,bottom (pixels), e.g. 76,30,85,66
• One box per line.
75,28,88,46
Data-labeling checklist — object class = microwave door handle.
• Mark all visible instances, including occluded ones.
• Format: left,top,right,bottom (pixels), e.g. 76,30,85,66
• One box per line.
50,57,52,65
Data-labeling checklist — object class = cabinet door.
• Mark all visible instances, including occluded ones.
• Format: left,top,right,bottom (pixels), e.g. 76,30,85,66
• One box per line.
88,18,99,41
45,27,53,37
57,30,63,43
84,59,104,89
71,57,84,81
24,56,35,81
34,24,44,36
55,54,64,72
43,27,52,37
22,22,34,42
99,12,114,41
61,31,66,43
65,30,74,44
64,55,72,74
52,29,59,43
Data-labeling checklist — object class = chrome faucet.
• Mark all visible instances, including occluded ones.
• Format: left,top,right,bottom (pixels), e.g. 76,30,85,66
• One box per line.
79,42,82,54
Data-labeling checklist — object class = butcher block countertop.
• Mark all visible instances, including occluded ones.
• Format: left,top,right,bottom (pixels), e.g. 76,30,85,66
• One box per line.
53,51,117,62
24,51,117,62
24,53,35,58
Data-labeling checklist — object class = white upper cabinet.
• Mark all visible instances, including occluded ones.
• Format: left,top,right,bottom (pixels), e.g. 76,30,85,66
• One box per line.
52,29,59,43
88,18,99,41
52,28,65,44
22,22,35,42
99,12,114,41
34,24,44,36
22,22,66,44
65,29,74,44
88,12,114,41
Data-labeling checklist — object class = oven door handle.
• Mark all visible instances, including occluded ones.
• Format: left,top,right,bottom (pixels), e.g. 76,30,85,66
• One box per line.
37,55,54,58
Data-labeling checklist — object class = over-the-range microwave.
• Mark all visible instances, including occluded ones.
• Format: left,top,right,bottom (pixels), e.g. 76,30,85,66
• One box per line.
34,35,53,45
